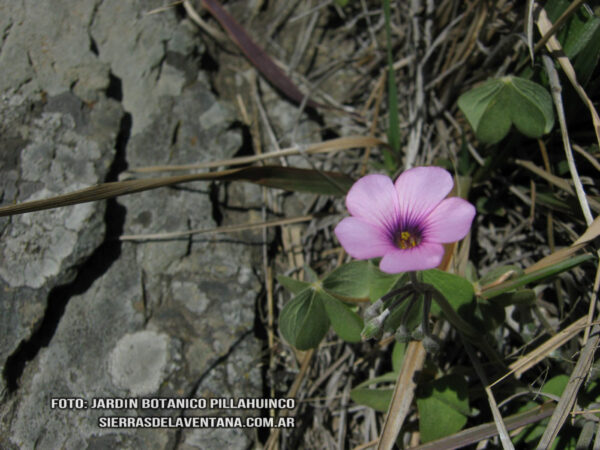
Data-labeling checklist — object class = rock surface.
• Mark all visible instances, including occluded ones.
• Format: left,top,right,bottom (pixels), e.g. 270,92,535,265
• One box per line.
0,1,272,448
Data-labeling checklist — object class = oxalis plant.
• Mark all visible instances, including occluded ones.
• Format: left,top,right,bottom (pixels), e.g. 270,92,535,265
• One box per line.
277,164,594,444
280,167,475,344
276,2,600,441
278,167,487,439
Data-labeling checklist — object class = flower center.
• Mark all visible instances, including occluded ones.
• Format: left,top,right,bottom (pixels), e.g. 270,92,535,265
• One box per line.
395,230,421,250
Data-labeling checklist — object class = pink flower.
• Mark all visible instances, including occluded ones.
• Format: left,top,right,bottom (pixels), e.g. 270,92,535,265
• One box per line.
334,167,476,273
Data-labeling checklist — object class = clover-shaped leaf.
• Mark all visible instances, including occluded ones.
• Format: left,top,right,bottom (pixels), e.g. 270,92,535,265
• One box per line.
422,269,475,317
416,374,470,443
458,76,554,144
276,275,311,295
350,371,398,412
319,290,364,343
279,287,329,350
321,260,404,302
322,260,371,299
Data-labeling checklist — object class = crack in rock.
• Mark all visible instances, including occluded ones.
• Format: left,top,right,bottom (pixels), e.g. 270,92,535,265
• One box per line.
0,2,280,448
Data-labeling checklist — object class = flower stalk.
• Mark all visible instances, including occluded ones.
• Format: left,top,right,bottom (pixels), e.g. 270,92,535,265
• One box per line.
362,272,504,364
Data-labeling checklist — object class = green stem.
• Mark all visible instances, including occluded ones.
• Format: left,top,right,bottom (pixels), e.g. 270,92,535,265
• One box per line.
429,289,505,366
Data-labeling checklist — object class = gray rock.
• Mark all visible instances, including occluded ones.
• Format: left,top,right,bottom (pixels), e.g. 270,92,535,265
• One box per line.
0,90,121,398
6,250,146,450
180,334,262,449
0,0,266,448
108,330,175,396
0,1,109,98
90,0,206,135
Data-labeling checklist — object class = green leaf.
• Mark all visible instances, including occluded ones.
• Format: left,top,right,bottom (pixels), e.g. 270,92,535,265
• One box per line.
481,253,594,299
572,17,600,86
422,269,475,317
351,371,398,412
514,375,571,447
279,288,330,350
487,289,536,307
458,78,510,144
475,301,506,331
545,0,570,22
367,262,405,302
464,261,478,283
509,76,555,136
354,371,399,388
479,264,524,287
417,374,470,443
542,374,569,396
350,387,394,412
304,265,319,282
458,76,554,144
319,290,363,343
563,13,600,60
322,260,404,302
322,260,371,299
392,341,407,373
277,275,311,295
549,0,600,85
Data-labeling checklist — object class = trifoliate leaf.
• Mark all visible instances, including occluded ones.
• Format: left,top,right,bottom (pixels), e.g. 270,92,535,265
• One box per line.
350,371,398,412
417,374,470,443
279,287,329,350
458,76,554,144
319,290,363,343
322,260,371,299
277,275,311,295
422,269,475,317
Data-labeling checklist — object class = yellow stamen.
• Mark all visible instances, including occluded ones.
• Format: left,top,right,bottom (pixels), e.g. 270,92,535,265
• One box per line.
397,230,419,249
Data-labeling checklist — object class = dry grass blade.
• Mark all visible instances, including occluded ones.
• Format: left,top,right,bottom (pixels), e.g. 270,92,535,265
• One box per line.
463,340,514,450
542,53,593,225
376,340,427,450
533,0,586,54
572,215,600,247
537,263,600,447
0,173,215,217
265,349,315,450
573,144,600,172
583,253,600,343
491,316,589,385
354,439,378,450
126,136,384,173
525,0,535,62
145,1,183,15
376,229,469,448
196,0,326,110
119,214,316,241
0,166,354,217
515,159,600,214
182,0,230,47
412,402,556,450
524,215,600,274
537,326,600,447
266,218,311,449
536,4,600,148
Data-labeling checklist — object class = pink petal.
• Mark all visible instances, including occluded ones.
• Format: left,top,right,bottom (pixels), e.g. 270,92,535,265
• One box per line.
345,174,400,233
379,242,445,273
394,167,453,225
334,217,396,259
423,197,476,243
